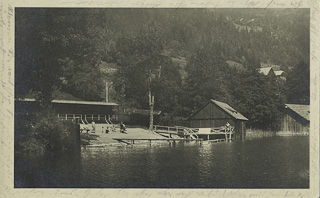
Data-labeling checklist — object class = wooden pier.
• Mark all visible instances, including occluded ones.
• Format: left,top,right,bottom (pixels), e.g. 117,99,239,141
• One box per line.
112,125,234,146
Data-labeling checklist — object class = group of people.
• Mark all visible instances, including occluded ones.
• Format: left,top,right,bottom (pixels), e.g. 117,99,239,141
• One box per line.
103,122,126,133
81,121,126,134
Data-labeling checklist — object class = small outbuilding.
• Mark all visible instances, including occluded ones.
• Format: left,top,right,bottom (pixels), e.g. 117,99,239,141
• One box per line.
188,100,248,140
280,104,310,134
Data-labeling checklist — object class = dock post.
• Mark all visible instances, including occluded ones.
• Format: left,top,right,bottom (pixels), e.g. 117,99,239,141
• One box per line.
225,129,228,142
207,135,210,140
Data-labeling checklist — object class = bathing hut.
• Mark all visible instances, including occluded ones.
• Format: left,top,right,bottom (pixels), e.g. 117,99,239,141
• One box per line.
188,100,248,140
15,98,118,123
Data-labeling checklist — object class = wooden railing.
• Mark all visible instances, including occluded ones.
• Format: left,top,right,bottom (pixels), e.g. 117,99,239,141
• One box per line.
57,114,118,124
153,125,199,139
153,125,235,141
153,125,186,133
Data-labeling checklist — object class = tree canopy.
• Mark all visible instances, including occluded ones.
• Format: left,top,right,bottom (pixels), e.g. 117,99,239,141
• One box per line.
15,8,310,130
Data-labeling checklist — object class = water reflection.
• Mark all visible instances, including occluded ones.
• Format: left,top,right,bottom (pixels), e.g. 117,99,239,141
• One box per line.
15,136,309,188
15,152,82,187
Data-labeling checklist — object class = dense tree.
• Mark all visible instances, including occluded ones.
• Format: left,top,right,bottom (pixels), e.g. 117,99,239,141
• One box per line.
286,60,310,104
113,26,183,128
184,46,233,114
15,9,63,106
15,8,309,130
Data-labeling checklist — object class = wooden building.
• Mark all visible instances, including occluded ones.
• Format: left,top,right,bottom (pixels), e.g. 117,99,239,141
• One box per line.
15,98,118,123
280,104,310,134
188,100,248,140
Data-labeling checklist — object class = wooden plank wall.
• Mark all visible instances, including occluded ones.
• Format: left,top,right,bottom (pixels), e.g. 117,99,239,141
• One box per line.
190,119,235,128
53,103,114,115
191,103,231,120
189,102,234,128
281,113,309,133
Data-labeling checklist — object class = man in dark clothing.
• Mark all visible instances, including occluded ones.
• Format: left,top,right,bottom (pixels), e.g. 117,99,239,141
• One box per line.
120,122,126,133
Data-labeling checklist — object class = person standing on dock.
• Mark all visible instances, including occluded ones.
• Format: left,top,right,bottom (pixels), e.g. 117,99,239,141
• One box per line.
106,126,110,134
226,122,231,132
92,121,96,133
120,122,126,133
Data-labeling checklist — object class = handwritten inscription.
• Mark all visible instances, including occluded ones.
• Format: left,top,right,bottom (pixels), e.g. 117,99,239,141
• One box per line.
291,0,303,8
0,0,14,152
0,1,318,198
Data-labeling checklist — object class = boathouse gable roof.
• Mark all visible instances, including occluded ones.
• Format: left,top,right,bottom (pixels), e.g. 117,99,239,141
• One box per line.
188,99,248,121
212,100,248,121
285,104,310,122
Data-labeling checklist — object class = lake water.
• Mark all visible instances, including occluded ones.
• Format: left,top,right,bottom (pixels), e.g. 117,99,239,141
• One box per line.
15,136,309,188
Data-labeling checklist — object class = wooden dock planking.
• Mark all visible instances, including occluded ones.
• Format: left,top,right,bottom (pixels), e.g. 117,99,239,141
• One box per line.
113,138,203,145
113,138,201,141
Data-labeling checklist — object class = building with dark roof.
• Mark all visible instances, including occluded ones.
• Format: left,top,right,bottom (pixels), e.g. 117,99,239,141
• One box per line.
280,104,310,134
188,100,248,140
15,98,118,123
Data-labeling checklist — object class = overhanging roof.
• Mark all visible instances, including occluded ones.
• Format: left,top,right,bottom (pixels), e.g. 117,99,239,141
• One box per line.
211,100,248,121
52,99,117,106
285,104,309,121
16,98,118,106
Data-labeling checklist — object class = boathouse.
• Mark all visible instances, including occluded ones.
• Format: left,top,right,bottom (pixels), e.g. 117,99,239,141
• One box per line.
188,100,248,140
15,98,118,123
280,104,310,134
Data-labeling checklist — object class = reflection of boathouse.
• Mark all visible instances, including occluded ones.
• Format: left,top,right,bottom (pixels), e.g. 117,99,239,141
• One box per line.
188,100,248,140
280,104,309,134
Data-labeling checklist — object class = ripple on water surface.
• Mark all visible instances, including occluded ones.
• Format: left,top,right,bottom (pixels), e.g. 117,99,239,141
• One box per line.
15,136,309,188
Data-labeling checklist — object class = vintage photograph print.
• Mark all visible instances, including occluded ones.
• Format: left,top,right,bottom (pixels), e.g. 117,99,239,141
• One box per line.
14,8,310,188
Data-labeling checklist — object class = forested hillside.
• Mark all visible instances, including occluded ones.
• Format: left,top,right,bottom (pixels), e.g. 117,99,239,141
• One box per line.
15,8,310,130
